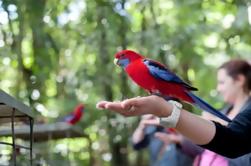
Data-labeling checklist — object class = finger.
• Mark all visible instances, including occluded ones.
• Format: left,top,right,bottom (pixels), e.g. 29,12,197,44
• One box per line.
142,114,155,120
154,132,169,141
96,101,109,109
142,118,160,126
105,102,124,111
121,96,141,109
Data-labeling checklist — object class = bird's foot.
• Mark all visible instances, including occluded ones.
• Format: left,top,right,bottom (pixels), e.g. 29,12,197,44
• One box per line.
151,93,179,102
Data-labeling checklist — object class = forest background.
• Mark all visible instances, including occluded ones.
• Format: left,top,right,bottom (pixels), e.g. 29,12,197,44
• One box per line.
0,0,250,165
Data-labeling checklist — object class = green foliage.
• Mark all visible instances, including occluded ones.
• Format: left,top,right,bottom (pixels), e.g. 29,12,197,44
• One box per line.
0,0,251,165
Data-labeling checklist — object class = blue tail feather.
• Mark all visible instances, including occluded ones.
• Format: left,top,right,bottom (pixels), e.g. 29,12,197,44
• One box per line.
187,92,232,123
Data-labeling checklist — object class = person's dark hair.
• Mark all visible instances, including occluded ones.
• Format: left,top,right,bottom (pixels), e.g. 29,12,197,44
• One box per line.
219,59,251,93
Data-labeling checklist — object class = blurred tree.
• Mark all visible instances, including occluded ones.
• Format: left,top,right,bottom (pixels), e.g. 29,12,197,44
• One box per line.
0,0,251,165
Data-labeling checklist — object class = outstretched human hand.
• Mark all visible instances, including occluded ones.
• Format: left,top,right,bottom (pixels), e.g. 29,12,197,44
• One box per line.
96,95,173,117
97,95,217,146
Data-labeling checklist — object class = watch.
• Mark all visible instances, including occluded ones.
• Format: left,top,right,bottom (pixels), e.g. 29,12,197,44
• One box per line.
159,100,182,128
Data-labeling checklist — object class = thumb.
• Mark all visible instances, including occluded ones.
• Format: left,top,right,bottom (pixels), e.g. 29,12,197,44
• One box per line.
96,101,109,109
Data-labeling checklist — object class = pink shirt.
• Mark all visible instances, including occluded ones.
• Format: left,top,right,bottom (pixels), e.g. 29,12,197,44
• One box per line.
194,150,228,166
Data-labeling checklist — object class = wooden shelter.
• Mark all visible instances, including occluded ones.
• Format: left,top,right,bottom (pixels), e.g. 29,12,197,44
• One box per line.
0,90,34,166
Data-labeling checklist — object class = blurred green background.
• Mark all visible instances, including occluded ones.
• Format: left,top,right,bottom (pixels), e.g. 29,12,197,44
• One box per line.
0,0,251,165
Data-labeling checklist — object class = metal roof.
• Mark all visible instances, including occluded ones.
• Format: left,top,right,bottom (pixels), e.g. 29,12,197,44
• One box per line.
0,90,33,123
0,122,87,142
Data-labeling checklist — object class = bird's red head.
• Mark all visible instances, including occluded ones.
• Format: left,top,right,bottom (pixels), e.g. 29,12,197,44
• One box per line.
115,50,143,60
114,50,144,67
74,104,85,113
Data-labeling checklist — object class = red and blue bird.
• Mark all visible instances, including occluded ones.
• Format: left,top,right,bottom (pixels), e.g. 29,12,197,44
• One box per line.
64,104,85,125
114,50,231,122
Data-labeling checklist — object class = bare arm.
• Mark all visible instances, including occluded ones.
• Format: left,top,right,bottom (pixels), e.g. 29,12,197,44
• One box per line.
97,95,251,157
176,109,216,145
97,95,216,145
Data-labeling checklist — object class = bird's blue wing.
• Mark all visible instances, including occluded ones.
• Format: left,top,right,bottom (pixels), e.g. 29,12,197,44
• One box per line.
143,59,183,83
63,114,74,122
143,59,197,90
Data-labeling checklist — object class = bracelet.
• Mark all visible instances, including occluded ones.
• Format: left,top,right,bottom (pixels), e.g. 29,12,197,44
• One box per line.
159,100,182,128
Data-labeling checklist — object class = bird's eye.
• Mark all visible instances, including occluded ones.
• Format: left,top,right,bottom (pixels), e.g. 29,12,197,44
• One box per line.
121,54,125,57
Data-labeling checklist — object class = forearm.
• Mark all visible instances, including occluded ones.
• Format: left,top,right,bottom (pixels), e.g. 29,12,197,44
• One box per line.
176,109,216,145
96,96,251,157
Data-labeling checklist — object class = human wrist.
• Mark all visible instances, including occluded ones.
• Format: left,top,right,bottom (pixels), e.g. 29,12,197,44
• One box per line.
158,100,173,117
159,100,182,128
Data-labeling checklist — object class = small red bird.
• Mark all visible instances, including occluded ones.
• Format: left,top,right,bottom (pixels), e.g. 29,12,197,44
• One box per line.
64,104,85,125
114,50,231,122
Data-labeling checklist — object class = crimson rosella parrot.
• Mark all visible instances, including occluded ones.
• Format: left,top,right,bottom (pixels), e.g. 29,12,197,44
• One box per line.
64,104,85,125
114,50,231,122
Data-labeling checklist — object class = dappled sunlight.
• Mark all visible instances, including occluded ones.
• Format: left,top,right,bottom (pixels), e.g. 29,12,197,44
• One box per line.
248,5,251,25
0,0,251,165
222,14,235,29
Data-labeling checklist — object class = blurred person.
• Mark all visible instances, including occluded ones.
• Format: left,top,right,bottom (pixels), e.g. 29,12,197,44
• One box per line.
132,114,195,166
